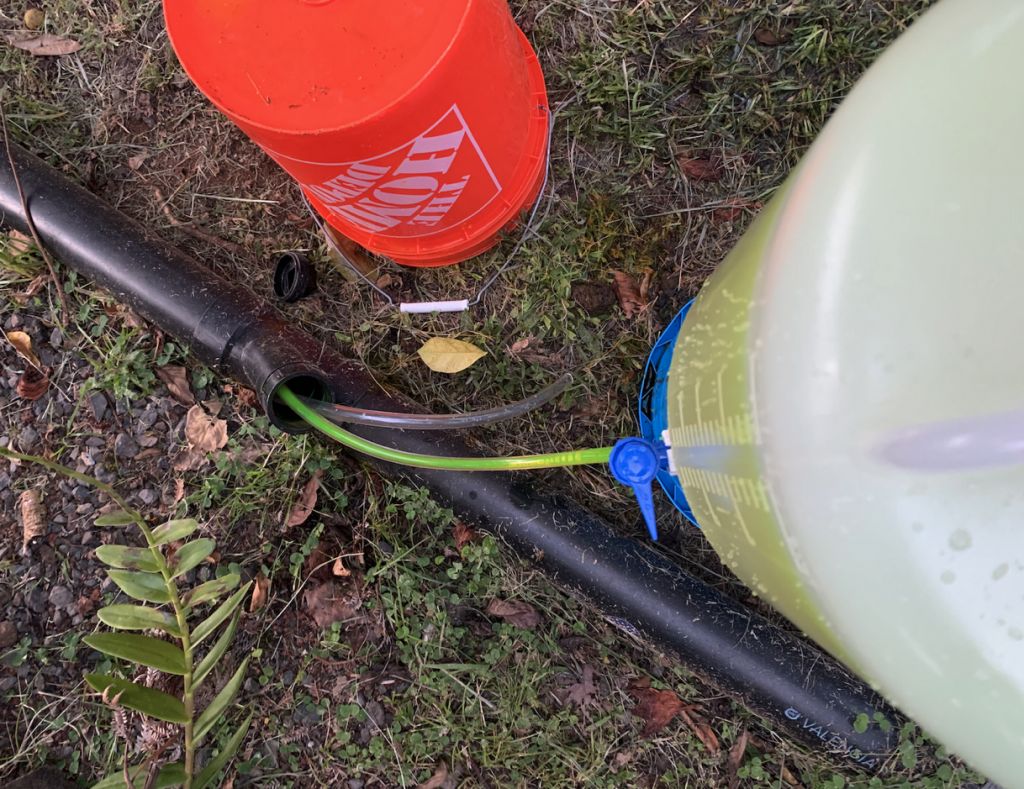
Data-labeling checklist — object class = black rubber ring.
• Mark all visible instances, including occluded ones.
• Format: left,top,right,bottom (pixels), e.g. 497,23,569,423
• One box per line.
273,251,317,302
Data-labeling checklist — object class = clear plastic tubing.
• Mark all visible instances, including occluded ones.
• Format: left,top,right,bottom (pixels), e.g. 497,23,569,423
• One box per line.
277,385,613,472
301,374,572,431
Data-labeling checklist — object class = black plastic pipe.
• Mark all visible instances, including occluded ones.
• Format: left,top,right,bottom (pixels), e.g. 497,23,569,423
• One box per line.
0,143,347,431
0,142,900,768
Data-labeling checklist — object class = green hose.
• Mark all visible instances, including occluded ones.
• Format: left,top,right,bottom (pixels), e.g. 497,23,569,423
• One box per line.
277,386,613,471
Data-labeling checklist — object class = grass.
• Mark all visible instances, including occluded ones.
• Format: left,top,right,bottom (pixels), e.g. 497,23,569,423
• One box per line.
0,0,993,786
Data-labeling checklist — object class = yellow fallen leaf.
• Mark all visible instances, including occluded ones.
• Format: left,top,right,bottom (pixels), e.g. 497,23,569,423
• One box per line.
4,330,40,368
417,337,486,374
24,9,45,30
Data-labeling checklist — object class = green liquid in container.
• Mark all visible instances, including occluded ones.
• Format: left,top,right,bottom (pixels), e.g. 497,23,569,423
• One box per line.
666,0,1024,783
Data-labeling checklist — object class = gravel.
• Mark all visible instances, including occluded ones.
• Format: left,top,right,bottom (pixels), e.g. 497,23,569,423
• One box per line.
48,585,74,608
0,295,283,783
25,587,48,614
88,392,108,421
0,620,17,648
16,426,40,452
113,432,139,459
138,408,160,430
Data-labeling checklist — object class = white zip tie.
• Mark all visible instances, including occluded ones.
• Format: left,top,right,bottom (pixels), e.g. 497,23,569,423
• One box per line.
399,299,470,314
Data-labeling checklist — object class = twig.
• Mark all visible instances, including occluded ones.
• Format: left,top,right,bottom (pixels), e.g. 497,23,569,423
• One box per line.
142,756,160,789
0,101,70,326
123,747,135,789
153,187,247,256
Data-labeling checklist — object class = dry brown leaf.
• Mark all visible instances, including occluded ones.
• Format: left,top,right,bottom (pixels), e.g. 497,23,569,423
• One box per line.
249,574,270,613
566,664,597,709
508,336,534,355
77,593,96,616
127,153,149,171
19,489,45,555
121,308,146,330
156,365,195,406
184,404,228,453
172,479,186,504
486,598,541,629
679,705,721,754
164,541,183,567
2,31,81,56
5,330,40,368
303,580,362,629
677,155,722,182
727,729,749,789
236,387,259,409
753,28,784,46
610,271,645,318
172,448,208,472
453,521,478,551
16,366,49,401
285,469,322,529
7,229,33,255
16,274,48,304
375,273,395,290
417,337,486,374
417,764,449,789
639,267,655,303
629,679,684,737
331,556,351,577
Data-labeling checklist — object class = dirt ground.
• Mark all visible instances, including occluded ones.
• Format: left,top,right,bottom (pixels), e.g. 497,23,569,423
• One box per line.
0,0,995,787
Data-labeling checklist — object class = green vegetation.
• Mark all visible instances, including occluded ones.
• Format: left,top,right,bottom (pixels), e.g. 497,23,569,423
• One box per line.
1,0,988,786
0,447,251,788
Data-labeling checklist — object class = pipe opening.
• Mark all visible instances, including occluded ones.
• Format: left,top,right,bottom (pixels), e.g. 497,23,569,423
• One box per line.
270,374,333,430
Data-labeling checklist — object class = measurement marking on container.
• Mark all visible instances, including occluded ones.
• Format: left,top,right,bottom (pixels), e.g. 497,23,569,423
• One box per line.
694,378,703,444
730,491,758,547
716,365,728,431
678,467,771,514
670,413,753,448
699,486,725,532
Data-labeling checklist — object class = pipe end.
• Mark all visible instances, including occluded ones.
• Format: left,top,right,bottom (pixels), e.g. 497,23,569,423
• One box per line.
265,371,334,433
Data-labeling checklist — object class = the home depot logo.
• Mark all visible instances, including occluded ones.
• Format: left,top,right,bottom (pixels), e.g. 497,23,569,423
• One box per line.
303,105,501,238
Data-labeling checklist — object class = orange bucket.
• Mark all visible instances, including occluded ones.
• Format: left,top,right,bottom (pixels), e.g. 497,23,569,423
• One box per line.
164,0,549,268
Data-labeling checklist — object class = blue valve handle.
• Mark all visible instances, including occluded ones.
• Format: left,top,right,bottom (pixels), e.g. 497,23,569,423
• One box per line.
609,437,667,541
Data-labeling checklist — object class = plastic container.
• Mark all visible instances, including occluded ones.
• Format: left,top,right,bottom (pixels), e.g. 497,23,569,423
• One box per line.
664,0,1024,782
163,0,548,267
